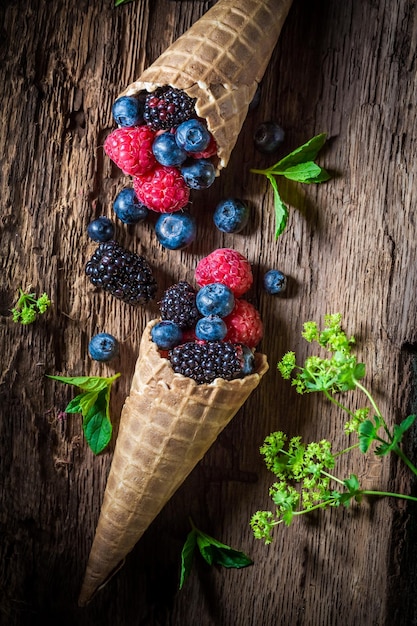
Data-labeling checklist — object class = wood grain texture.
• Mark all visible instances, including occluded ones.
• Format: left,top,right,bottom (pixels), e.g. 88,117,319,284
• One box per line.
1,0,417,624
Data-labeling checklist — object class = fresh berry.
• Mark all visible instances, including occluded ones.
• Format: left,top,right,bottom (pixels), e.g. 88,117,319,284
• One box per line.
248,84,262,112
175,119,210,153
213,198,250,234
112,95,145,127
88,333,119,362
143,86,196,131
113,188,149,224
195,315,227,341
85,240,157,305
152,132,188,167
195,248,253,298
104,126,156,177
240,344,255,375
155,212,196,250
181,159,216,190
190,134,217,159
151,320,183,350
223,299,263,348
159,281,201,329
253,121,285,154
133,165,190,213
196,283,235,318
169,341,243,384
87,217,115,242
264,269,287,294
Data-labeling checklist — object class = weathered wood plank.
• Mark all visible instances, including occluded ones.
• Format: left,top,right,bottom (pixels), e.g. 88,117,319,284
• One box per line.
1,0,417,624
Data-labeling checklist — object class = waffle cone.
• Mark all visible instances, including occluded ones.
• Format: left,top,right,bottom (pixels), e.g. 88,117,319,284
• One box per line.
120,0,293,172
78,320,268,606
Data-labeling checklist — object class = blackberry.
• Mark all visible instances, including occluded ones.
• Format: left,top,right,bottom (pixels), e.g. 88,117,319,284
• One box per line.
169,341,243,384
143,86,196,131
159,281,201,329
85,240,157,305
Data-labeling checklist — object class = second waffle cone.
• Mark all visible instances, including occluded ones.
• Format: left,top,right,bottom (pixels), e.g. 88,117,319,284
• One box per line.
120,0,293,172
78,319,269,606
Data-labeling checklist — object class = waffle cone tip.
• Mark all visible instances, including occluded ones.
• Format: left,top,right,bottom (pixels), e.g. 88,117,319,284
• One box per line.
78,320,268,606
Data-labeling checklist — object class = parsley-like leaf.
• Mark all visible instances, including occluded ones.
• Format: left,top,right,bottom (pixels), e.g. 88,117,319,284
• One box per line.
179,529,197,590
47,373,120,454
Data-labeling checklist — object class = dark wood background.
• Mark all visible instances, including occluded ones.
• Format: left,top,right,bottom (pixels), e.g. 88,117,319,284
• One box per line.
2,0,417,624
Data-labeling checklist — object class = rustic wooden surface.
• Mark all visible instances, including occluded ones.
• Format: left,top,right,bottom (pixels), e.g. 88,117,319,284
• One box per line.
1,0,417,624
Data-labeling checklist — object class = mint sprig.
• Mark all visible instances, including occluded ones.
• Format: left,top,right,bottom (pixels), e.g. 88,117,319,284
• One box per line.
47,373,120,454
250,133,331,238
179,519,253,589
11,287,51,325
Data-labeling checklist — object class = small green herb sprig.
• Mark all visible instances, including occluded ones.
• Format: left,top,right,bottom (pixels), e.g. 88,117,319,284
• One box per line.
47,374,120,454
250,314,417,544
12,287,51,325
250,133,331,238
180,518,253,589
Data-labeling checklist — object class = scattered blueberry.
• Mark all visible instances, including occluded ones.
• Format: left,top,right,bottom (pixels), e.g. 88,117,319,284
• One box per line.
195,315,227,341
88,333,119,362
213,198,250,234
239,344,255,375
152,132,188,167
254,121,285,154
248,84,262,112
151,320,183,350
181,159,216,190
175,119,211,153
87,217,115,242
264,269,287,294
112,95,145,127
113,188,149,224
155,212,196,250
196,283,235,318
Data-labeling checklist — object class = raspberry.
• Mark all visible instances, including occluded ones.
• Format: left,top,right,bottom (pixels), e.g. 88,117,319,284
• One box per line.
133,165,190,213
104,126,156,177
169,341,243,384
223,299,263,348
195,248,253,298
143,86,196,131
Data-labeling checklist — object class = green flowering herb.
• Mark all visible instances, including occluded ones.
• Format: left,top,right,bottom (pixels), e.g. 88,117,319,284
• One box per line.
11,288,51,325
251,314,417,544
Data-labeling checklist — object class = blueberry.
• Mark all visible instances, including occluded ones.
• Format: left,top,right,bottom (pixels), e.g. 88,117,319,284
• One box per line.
196,283,235,318
248,84,262,112
87,217,115,242
195,315,227,341
112,96,144,127
213,198,250,234
181,159,216,190
264,269,287,294
175,119,210,153
240,344,255,375
113,188,149,224
254,121,285,154
88,333,119,362
151,320,183,350
155,212,196,250
152,132,188,167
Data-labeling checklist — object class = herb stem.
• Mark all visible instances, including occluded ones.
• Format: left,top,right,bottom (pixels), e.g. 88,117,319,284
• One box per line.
324,390,356,418
391,446,417,478
361,489,417,502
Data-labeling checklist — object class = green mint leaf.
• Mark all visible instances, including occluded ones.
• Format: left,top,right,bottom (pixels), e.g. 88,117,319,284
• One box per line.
267,174,288,238
195,529,252,569
278,161,323,183
65,391,99,416
272,133,328,171
398,414,416,434
82,387,112,454
353,363,366,380
179,529,197,590
47,374,114,392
